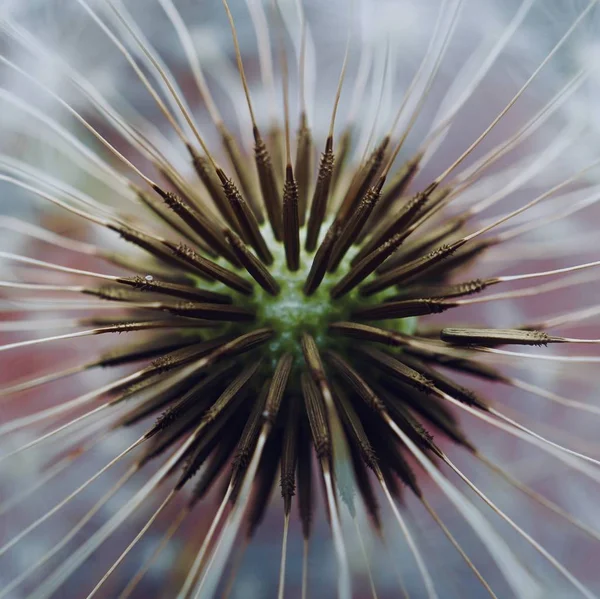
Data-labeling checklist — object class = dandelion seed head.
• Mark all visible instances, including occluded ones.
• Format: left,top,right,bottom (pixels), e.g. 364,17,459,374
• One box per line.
1,0,600,598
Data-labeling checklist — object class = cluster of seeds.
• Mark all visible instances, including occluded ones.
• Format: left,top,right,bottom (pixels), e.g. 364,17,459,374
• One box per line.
1,0,600,598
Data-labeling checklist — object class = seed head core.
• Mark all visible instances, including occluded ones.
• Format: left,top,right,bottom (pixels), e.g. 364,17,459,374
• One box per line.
218,225,418,366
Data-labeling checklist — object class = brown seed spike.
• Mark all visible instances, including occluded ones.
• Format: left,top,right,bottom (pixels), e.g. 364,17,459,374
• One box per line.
189,427,241,502
171,404,248,482
154,361,260,469
254,126,283,241
264,353,294,424
92,321,186,335
120,363,232,429
201,360,262,428
136,189,206,249
354,189,431,264
329,231,406,299
330,321,411,348
305,136,335,252
142,400,215,464
179,329,273,382
301,332,339,453
374,384,439,460
218,124,263,222
82,286,141,303
280,397,300,515
407,350,508,384
399,354,489,411
163,301,255,322
325,350,387,415
158,166,215,229
109,224,197,273
330,127,353,198
328,183,382,273
331,382,378,471
231,381,270,486
440,328,557,347
386,279,488,302
213,328,274,358
117,342,220,406
418,238,495,283
165,241,254,295
348,443,382,533
96,335,199,369
353,298,455,321
142,339,227,379
118,276,232,304
390,384,475,451
296,417,314,540
268,124,286,187
282,165,300,271
301,334,327,386
357,347,436,395
371,152,422,225
379,398,439,473
224,230,280,296
303,222,340,296
246,428,284,536
295,112,313,227
336,136,389,225
301,373,331,460
377,214,466,274
217,168,273,265
360,241,465,296
188,146,242,235
99,248,178,282
82,317,211,332
151,184,237,265
138,332,266,391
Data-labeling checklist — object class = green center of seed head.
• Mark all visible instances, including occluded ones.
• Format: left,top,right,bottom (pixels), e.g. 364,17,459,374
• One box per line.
253,249,351,363
248,226,417,367
204,224,416,368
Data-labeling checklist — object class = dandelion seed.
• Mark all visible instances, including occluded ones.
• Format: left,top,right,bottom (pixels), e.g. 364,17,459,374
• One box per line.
1,0,600,598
